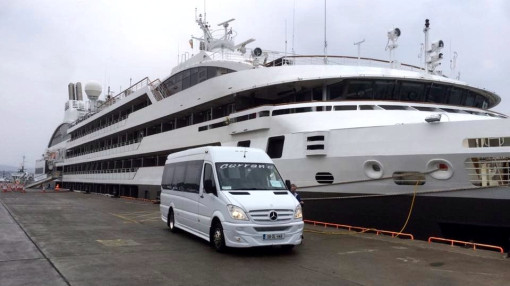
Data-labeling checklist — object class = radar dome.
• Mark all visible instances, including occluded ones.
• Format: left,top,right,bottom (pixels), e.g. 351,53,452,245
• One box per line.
84,81,102,101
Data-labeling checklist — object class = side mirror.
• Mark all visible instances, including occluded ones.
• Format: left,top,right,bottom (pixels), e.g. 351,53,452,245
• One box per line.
285,180,292,191
204,179,217,196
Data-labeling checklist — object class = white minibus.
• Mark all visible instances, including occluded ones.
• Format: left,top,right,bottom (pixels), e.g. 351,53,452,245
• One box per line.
160,146,303,251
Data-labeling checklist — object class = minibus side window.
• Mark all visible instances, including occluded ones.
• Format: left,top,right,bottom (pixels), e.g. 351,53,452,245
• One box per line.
184,161,203,193
173,162,186,191
161,164,175,190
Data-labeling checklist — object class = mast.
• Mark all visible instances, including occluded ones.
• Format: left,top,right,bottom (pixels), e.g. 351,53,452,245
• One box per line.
323,0,328,64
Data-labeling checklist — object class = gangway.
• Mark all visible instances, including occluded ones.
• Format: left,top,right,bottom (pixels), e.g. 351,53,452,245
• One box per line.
25,175,56,189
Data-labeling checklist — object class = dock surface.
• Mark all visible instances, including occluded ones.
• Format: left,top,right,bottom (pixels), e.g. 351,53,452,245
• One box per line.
1,190,509,286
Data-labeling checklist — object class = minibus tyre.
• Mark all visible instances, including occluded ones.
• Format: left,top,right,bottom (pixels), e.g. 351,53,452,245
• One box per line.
281,245,295,252
168,209,177,233
211,222,226,252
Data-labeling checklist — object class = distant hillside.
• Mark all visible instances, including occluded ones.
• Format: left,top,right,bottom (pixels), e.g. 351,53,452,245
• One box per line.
0,164,17,172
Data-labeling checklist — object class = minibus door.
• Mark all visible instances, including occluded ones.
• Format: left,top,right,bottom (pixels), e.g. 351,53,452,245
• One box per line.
197,162,216,236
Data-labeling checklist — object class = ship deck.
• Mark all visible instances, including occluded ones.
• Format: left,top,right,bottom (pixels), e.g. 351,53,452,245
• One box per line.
1,190,509,286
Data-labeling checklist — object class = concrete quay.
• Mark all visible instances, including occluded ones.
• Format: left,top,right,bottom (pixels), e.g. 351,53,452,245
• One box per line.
1,190,509,286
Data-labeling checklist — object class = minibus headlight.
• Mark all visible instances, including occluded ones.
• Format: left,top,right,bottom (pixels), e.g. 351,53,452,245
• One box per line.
227,205,249,220
294,204,303,219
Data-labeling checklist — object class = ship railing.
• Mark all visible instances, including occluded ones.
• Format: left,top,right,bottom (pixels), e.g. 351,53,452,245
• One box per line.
428,237,504,253
63,168,139,180
267,55,425,73
148,79,169,101
96,77,151,111
65,138,142,162
69,115,129,143
202,48,425,73
71,77,151,128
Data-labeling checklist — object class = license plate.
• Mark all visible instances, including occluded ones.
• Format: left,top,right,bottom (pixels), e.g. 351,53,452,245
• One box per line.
263,233,285,240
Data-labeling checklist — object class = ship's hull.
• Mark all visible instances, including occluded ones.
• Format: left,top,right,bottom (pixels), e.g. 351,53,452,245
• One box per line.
302,188,510,251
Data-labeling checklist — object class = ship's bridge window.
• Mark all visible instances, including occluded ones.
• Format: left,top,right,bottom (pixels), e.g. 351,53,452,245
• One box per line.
373,80,398,100
448,87,464,105
161,66,235,98
426,84,449,104
345,80,373,100
400,82,425,102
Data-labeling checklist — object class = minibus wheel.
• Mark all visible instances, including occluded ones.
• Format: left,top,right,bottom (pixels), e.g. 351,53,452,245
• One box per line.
168,209,177,233
211,222,226,252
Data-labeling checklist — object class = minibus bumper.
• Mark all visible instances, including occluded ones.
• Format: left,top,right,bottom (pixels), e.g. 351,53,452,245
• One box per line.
222,221,304,247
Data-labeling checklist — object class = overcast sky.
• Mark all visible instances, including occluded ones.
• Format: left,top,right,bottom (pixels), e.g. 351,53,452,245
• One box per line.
0,0,509,169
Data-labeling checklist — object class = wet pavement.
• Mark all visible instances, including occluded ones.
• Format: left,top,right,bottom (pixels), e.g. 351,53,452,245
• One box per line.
1,190,509,286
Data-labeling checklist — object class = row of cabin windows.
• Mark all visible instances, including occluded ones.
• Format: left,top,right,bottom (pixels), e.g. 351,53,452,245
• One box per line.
64,142,221,174
63,154,169,173
71,67,232,142
159,67,235,98
70,95,151,141
67,102,234,158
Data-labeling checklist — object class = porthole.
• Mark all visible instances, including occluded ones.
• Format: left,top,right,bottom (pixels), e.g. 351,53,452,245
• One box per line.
363,160,383,179
315,172,334,184
426,159,454,180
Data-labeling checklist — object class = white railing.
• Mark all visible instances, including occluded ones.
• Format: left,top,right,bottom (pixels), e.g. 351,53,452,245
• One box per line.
63,168,138,180
65,139,142,163
70,116,129,145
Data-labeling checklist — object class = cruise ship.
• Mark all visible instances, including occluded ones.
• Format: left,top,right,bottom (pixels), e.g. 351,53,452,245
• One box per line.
38,14,510,248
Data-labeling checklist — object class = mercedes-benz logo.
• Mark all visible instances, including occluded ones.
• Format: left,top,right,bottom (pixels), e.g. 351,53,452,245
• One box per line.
269,211,278,221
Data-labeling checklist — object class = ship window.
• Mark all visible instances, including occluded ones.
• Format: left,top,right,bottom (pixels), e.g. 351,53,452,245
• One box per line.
307,135,324,142
334,105,357,111
379,105,410,110
237,140,251,147
412,106,439,112
360,105,378,110
473,95,485,108
259,111,270,117
464,92,475,107
345,80,373,100
400,82,425,102
267,136,285,159
393,172,426,185
448,88,464,105
272,109,290,116
316,106,332,111
373,80,398,100
440,108,463,114
426,84,448,103
307,144,324,150
328,81,346,100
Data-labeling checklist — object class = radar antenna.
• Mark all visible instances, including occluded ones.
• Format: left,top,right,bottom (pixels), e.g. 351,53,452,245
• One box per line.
386,28,401,68
423,19,444,75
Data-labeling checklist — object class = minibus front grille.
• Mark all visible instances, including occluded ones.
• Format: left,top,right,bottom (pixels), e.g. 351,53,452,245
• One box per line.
249,209,294,222
254,226,291,232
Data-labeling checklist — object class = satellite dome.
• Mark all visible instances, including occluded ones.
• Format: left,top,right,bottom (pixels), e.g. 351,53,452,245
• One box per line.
84,81,102,100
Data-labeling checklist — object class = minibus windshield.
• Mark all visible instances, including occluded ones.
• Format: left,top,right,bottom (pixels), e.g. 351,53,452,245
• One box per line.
215,163,287,190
